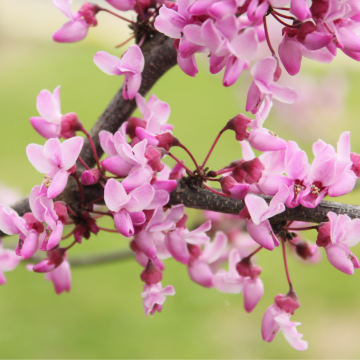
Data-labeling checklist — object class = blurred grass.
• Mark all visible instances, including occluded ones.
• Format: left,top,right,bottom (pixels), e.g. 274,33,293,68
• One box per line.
1,11,360,360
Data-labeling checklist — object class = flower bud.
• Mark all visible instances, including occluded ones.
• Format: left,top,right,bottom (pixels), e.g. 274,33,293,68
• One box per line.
240,158,264,184
220,176,250,199
220,176,237,195
350,152,360,177
140,260,163,285
295,241,315,260
54,202,69,225
126,117,147,138
60,112,83,139
145,146,165,172
274,291,300,314
23,212,44,234
81,169,101,185
297,21,316,43
316,223,331,247
33,246,65,273
155,133,180,151
236,257,262,278
225,114,251,141
273,64,282,82
79,2,100,26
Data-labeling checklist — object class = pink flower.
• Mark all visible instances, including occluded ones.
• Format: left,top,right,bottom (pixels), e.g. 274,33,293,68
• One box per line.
30,86,83,139
0,240,21,284
188,231,227,287
165,219,211,264
0,206,43,260
300,132,355,208
141,282,175,316
52,1,99,43
104,179,169,237
243,183,289,250
262,293,307,351
45,257,71,294
26,137,84,199
29,186,69,250
246,56,297,114
93,46,145,100
105,0,136,11
317,211,360,274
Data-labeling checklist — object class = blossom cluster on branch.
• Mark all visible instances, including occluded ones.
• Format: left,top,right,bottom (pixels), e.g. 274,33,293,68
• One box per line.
1,0,360,352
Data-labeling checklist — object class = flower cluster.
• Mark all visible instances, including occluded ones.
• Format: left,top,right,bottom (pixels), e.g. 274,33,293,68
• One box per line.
1,0,360,354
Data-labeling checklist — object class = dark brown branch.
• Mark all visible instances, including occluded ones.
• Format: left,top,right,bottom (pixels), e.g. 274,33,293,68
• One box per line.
168,180,360,224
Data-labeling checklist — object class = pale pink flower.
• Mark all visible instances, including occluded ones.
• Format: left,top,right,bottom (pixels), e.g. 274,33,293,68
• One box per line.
52,1,99,43
141,282,175,316
93,46,145,100
45,258,71,294
26,137,84,199
246,57,297,114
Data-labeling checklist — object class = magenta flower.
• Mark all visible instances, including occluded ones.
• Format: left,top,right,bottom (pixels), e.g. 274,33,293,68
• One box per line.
0,206,43,260
188,231,227,287
246,57,297,114
134,205,186,260
26,137,84,199
30,86,62,139
105,0,136,11
52,1,99,43
141,282,175,316
300,132,354,208
317,212,360,275
29,186,68,250
0,240,21,284
165,219,211,264
243,183,289,250
45,257,71,294
93,46,145,100
262,304,308,351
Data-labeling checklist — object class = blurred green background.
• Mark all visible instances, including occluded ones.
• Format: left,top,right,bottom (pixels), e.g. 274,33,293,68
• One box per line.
1,1,360,358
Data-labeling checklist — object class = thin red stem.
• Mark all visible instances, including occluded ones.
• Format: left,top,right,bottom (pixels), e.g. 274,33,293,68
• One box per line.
99,8,136,24
66,204,77,217
87,196,104,206
273,7,290,10
281,237,293,292
72,172,84,204
138,34,146,47
203,183,231,198
98,227,120,233
263,15,276,56
81,127,101,170
63,239,77,251
78,156,91,170
214,166,237,176
246,246,263,259
115,34,135,48
272,9,296,20
283,226,319,231
201,130,224,170
271,12,299,28
134,0,146,20
168,153,194,175
178,143,201,173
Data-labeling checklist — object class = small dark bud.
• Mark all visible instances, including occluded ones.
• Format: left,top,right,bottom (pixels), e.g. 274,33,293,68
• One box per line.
140,260,163,285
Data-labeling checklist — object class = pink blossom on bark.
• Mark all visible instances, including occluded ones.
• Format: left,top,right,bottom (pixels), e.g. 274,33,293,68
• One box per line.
93,46,145,100
26,137,84,199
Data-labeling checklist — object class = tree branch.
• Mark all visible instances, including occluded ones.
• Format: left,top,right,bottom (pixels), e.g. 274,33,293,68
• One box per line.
167,179,360,223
